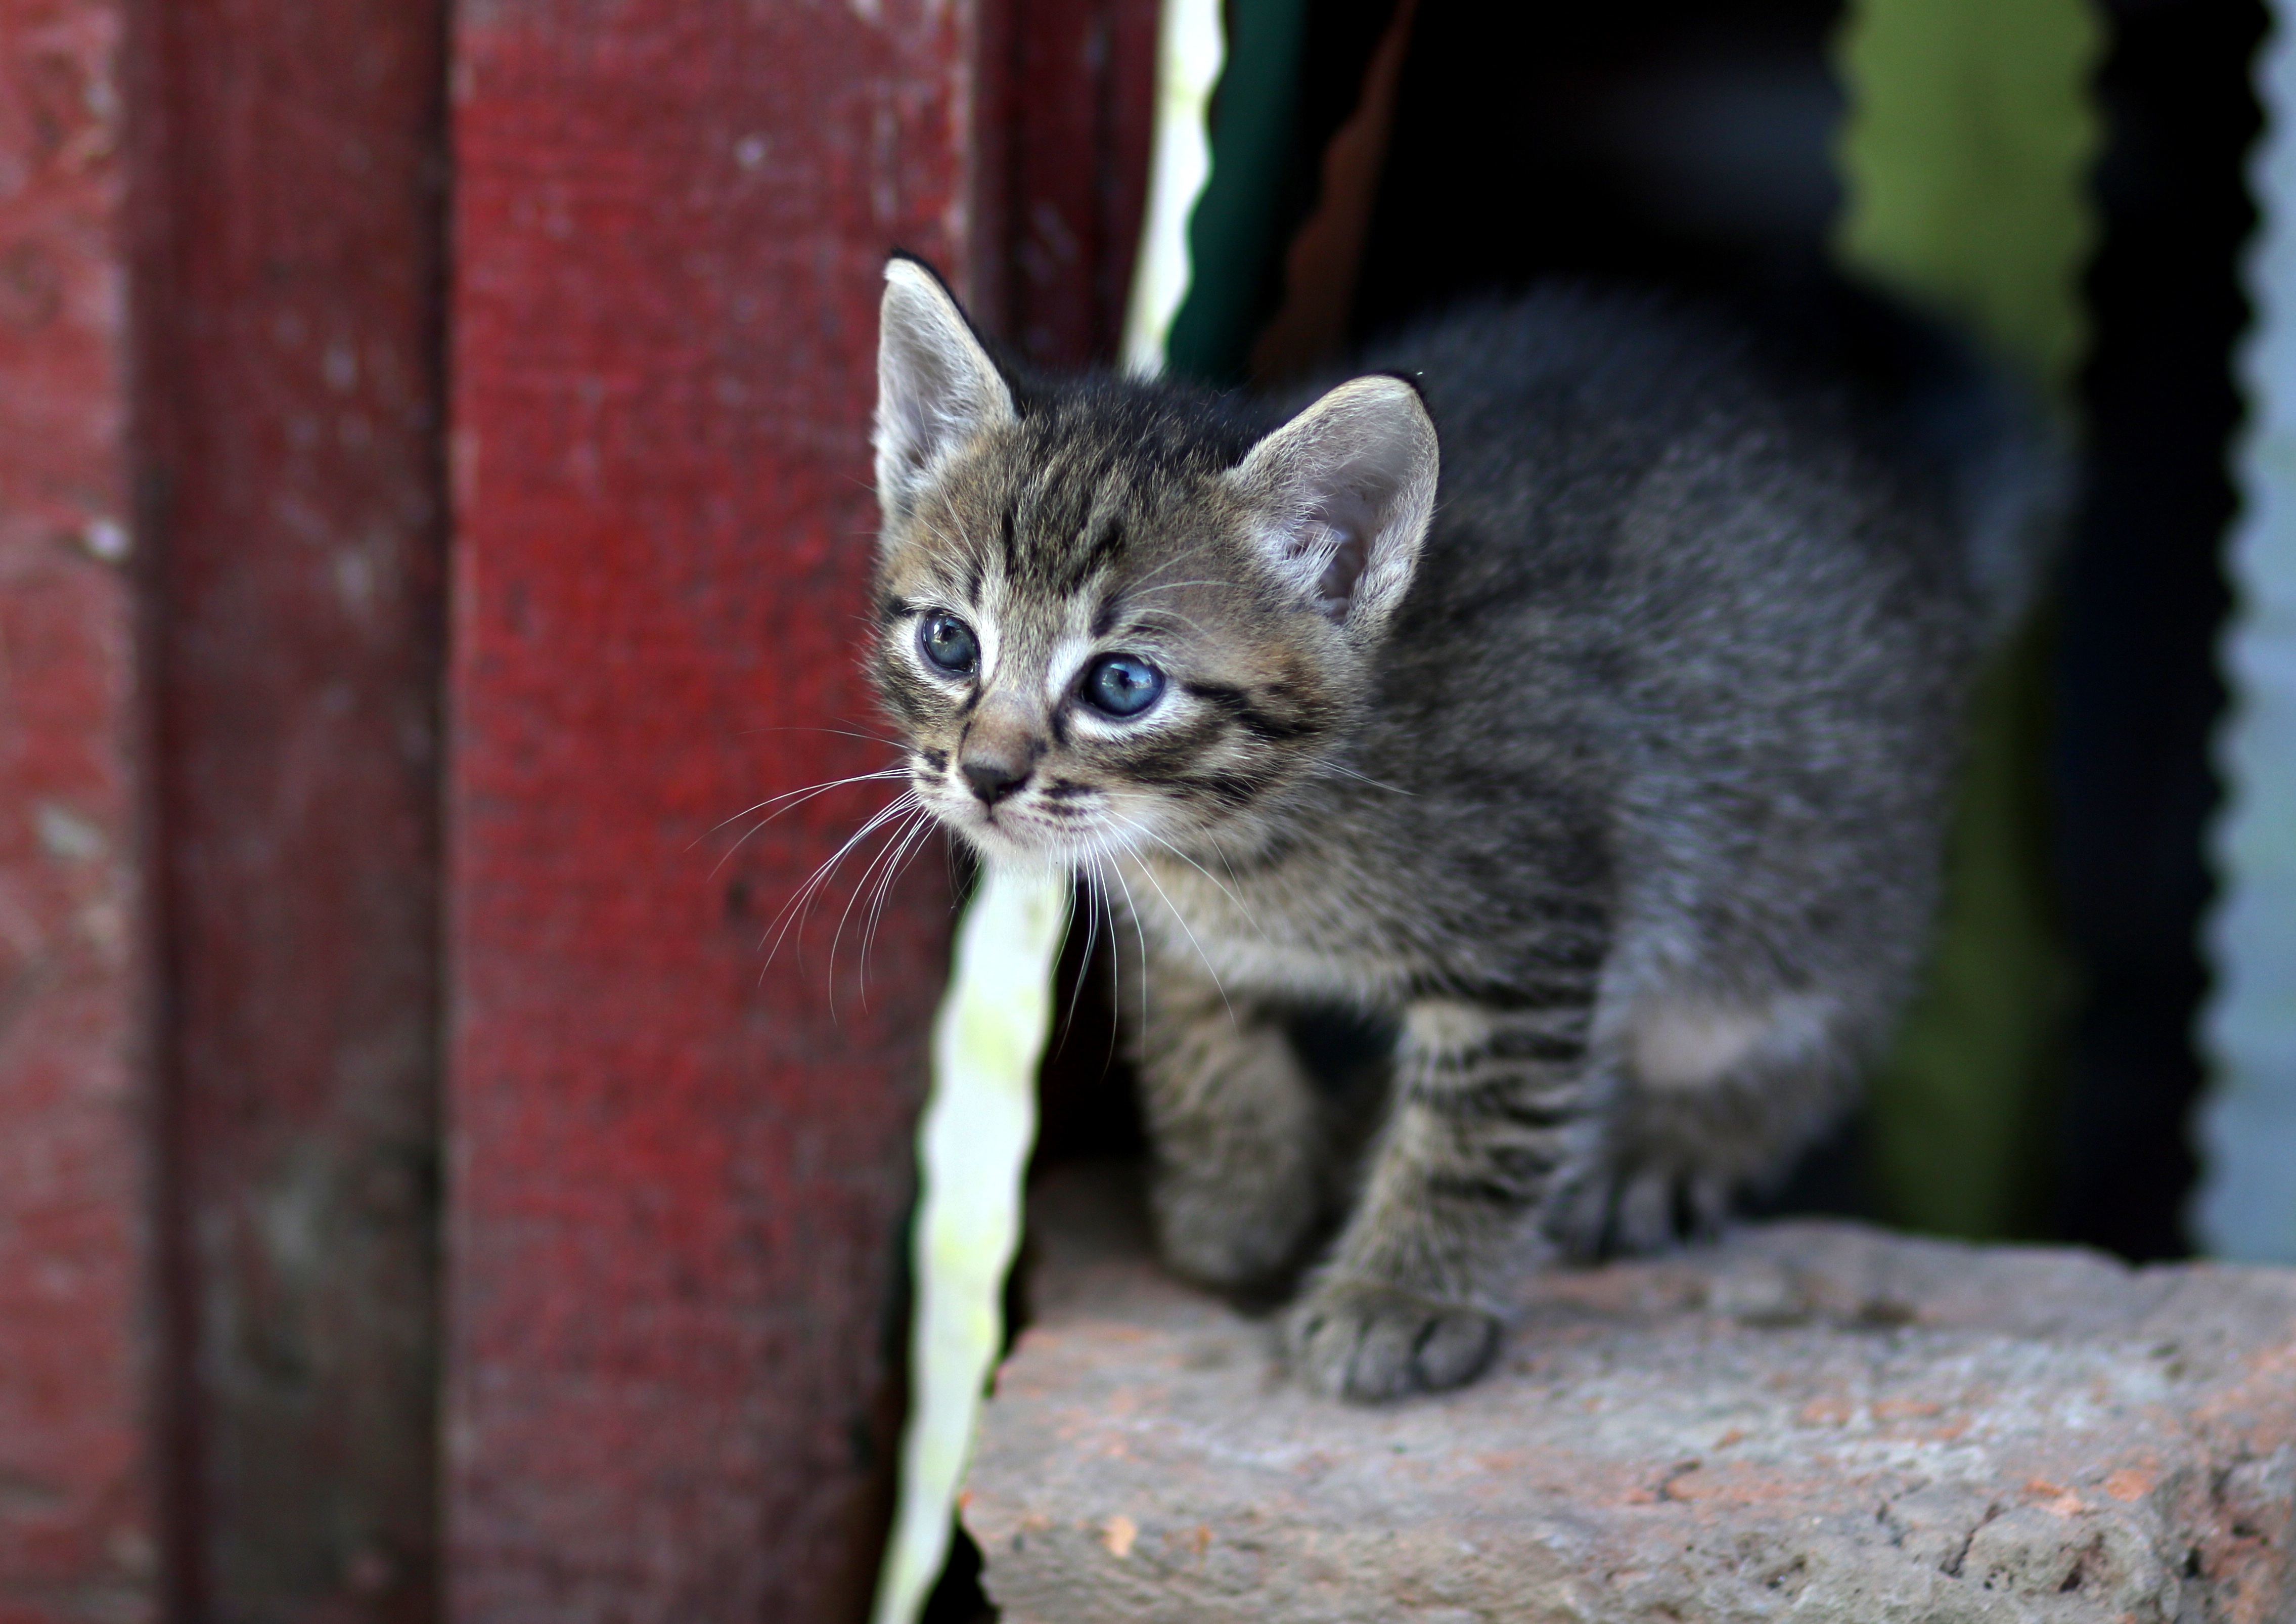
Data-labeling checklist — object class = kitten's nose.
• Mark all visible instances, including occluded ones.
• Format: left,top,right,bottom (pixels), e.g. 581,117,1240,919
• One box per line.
961,757,1029,806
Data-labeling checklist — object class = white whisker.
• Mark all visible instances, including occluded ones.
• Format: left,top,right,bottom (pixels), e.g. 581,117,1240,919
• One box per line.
849,807,940,1012
1129,578,1239,596
1058,870,1104,1044
1099,854,1155,1040
829,803,928,1014
1313,759,1413,796
1133,537,1231,587
703,766,909,840
1127,605,1222,640
759,791,922,980
1093,870,1124,1071
1139,828,1272,944
700,766,911,871
1129,853,1234,1025
734,723,908,751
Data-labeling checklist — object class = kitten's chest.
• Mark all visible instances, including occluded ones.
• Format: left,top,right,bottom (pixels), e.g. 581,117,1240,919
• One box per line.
1118,849,1419,1003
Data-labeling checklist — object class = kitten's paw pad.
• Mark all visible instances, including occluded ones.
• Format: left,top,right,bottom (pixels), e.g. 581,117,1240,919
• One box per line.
1150,1175,1317,1288
1286,1281,1499,1402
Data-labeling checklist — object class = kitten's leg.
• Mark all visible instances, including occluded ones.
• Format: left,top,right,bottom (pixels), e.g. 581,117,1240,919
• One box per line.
1131,952,1325,1288
1289,996,1597,1401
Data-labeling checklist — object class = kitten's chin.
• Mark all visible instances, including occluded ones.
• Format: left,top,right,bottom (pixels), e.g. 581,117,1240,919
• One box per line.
929,805,1088,875
961,831,1090,878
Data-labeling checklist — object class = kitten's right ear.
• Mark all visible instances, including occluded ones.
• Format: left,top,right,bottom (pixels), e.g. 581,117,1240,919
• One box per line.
1224,374,1438,637
874,255,1016,521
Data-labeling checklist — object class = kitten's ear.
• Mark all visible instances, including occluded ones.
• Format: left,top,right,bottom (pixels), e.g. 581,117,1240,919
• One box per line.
874,255,1017,519
1224,375,1438,633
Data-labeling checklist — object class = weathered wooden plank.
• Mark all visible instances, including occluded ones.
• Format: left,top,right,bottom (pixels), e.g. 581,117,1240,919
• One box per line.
444,5,978,1617
0,1,152,1619
984,0,1157,368
134,0,449,1614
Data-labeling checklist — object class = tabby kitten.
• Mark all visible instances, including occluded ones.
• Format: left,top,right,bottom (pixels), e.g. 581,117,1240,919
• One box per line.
866,254,2055,1402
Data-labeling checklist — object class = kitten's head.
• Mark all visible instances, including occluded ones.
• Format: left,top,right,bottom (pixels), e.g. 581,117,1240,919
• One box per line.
867,255,1438,870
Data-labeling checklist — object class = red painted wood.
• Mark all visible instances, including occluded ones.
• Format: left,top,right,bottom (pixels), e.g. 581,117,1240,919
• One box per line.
0,2,154,1619
136,0,448,1615
984,0,1158,368
444,5,979,1617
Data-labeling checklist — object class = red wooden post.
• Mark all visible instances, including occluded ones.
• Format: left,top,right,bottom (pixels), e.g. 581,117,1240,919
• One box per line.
979,0,1157,369
0,0,1163,1616
444,5,981,1617
133,0,449,1616
0,1,154,1618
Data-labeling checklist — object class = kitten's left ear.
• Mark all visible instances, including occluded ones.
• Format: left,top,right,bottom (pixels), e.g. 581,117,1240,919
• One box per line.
1224,375,1438,636
875,254,1017,520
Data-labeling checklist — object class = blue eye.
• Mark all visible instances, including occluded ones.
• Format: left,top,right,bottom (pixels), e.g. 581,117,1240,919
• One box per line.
1083,653,1164,718
918,612,978,676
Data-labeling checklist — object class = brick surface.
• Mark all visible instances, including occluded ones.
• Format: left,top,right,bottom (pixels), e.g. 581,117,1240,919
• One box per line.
969,1169,2296,1623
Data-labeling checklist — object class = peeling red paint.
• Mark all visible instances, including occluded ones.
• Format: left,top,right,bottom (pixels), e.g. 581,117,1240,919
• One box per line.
443,4,980,1616
0,0,151,1618
975,0,1156,367
4,3,1155,1613
134,0,449,1615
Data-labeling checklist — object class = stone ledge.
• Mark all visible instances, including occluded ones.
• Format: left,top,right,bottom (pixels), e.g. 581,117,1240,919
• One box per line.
964,1166,2296,1623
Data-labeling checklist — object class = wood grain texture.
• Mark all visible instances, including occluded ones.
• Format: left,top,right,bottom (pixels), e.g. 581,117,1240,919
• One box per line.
134,0,449,1615
444,4,977,1617
0,1,153,1619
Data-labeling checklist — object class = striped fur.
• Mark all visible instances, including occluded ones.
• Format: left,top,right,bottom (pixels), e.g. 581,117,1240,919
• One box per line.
867,257,2058,1401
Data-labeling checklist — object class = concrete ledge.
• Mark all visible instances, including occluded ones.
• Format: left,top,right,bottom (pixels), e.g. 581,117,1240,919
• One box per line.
965,1166,2296,1623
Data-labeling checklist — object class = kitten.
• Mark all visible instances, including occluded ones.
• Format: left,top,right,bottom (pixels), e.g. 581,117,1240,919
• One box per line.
866,254,2058,1401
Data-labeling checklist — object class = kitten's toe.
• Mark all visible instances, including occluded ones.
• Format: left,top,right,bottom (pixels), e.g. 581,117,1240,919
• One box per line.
1550,1160,1726,1259
1286,1280,1500,1402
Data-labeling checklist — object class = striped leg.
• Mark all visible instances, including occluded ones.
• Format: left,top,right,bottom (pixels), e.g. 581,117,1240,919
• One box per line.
1132,955,1327,1289
1288,996,1599,1400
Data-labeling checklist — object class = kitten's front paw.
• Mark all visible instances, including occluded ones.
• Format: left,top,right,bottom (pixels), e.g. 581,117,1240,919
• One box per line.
1150,1166,1319,1289
1286,1280,1500,1402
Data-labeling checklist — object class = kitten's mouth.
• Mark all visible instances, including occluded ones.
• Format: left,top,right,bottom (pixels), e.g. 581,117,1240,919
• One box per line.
917,776,1113,869
946,802,1063,859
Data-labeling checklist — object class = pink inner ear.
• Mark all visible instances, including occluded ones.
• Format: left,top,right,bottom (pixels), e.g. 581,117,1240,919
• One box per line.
1314,525,1368,617
1297,485,1376,619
